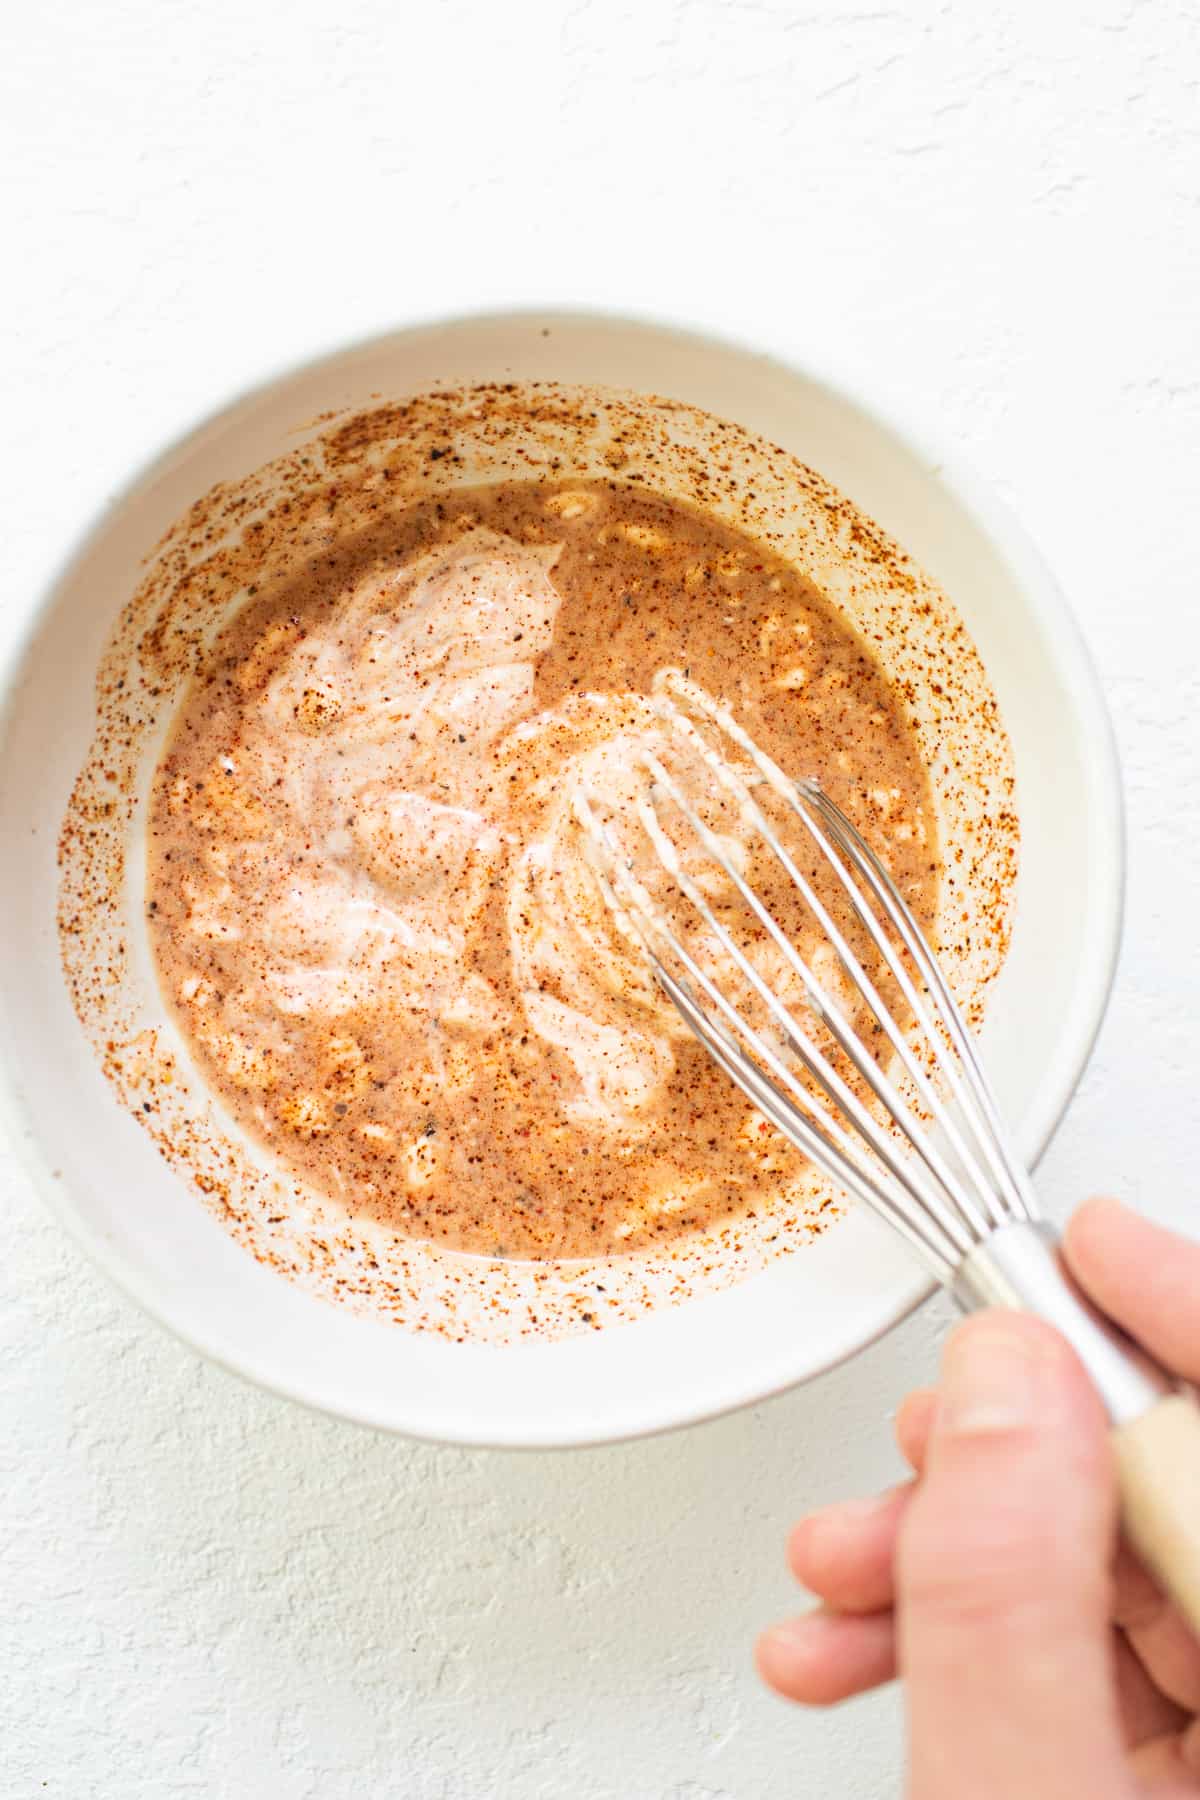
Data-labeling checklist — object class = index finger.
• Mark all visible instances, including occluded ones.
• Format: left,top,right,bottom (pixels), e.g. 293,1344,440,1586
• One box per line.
1065,1199,1200,1385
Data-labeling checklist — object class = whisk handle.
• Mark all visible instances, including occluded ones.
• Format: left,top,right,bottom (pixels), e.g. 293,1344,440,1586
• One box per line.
954,1222,1169,1422
955,1221,1200,1638
1113,1397,1200,1639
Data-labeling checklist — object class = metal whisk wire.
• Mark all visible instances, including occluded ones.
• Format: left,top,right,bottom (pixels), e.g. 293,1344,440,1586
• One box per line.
575,668,1034,1283
575,669,1200,1639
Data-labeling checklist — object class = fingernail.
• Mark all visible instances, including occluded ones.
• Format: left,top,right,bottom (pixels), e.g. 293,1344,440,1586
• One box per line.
814,1489,898,1530
762,1612,822,1653
793,1490,895,1568
939,1316,1041,1436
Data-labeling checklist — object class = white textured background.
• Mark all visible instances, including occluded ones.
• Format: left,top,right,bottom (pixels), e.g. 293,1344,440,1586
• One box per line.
3,3,1199,1795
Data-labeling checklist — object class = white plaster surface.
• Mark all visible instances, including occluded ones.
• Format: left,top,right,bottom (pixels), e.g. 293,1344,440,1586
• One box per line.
3,2,1199,1794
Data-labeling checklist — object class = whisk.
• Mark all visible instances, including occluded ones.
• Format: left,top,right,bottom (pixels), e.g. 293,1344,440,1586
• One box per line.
577,668,1200,1635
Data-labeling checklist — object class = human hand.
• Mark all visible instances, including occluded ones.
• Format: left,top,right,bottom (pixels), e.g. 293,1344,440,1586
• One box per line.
756,1199,1200,1797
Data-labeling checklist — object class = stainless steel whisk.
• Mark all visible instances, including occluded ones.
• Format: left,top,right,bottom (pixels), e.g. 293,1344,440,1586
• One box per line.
577,668,1200,1634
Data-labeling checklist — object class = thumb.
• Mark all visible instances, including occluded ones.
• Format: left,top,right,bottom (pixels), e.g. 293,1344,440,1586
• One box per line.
897,1311,1128,1800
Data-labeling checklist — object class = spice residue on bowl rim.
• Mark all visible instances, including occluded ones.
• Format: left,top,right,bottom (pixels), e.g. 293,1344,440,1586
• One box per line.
58,381,1017,1345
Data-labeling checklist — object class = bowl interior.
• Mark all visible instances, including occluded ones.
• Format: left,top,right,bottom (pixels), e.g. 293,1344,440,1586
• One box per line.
0,312,1121,1445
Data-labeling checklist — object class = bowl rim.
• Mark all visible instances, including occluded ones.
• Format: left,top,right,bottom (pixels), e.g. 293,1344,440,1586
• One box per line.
0,305,1125,1446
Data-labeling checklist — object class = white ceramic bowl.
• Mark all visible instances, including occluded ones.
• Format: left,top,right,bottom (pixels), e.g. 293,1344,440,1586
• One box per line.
0,311,1122,1446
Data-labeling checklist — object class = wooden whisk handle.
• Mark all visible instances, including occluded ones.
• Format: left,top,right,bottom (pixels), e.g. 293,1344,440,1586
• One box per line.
1114,1396,1200,1638
956,1220,1200,1638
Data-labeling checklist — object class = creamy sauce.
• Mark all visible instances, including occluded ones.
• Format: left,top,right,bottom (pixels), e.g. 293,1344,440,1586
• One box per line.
146,480,937,1258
